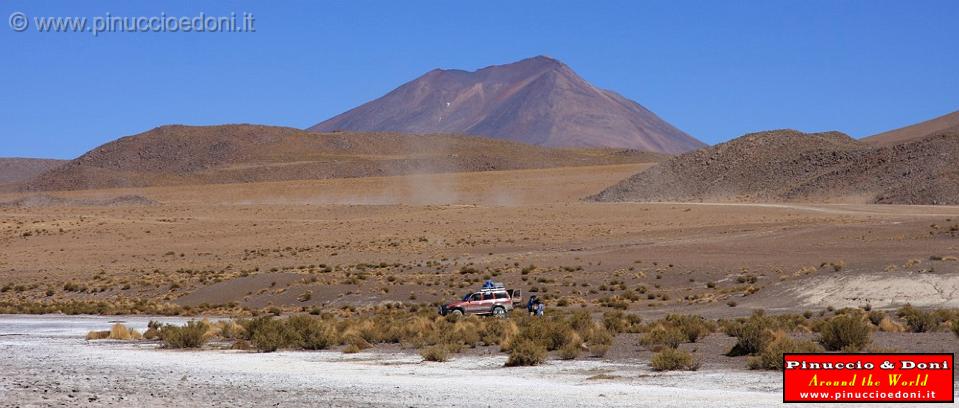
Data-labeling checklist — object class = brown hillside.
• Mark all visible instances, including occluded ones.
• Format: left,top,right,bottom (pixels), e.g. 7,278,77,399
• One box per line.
310,56,704,154
590,129,959,205
863,110,959,146
21,124,665,191
0,158,66,184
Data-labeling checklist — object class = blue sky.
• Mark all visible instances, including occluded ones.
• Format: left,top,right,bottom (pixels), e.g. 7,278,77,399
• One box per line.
1,1,957,159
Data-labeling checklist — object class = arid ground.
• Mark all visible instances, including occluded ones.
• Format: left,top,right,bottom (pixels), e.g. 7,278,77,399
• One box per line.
2,162,959,316
2,163,959,406
1,314,954,408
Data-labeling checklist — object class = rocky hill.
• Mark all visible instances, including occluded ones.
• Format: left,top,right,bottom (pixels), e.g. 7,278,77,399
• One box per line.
590,129,959,205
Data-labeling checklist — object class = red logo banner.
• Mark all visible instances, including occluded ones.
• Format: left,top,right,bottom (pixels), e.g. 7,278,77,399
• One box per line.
783,353,954,403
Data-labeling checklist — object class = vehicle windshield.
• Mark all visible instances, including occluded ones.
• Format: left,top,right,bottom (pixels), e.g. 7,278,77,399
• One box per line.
462,293,471,301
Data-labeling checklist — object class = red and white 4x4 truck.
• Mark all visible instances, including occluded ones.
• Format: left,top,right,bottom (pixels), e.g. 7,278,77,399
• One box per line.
438,283,522,318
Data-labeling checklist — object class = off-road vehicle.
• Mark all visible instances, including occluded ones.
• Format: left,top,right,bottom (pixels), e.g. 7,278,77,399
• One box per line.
438,283,522,317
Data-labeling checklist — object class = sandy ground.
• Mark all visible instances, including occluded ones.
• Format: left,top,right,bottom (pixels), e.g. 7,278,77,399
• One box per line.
2,164,959,317
3,315,954,408
794,272,959,309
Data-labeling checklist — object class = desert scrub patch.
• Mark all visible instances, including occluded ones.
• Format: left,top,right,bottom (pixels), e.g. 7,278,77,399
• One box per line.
664,314,714,343
288,315,335,350
419,344,450,362
504,339,547,367
512,315,575,351
587,327,614,357
649,348,699,371
479,317,519,349
558,338,582,360
602,310,642,334
640,325,686,350
896,305,942,333
747,332,823,370
816,314,871,352
0,299,189,316
241,316,303,352
723,311,776,356
159,320,210,349
342,335,372,353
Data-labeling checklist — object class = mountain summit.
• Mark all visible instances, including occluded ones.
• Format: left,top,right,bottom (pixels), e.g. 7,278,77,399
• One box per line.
309,56,704,154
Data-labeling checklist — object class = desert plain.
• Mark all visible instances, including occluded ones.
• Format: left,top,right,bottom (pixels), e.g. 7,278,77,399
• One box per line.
2,162,959,407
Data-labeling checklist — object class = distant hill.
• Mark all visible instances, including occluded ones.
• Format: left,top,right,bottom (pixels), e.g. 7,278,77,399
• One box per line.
20,124,665,191
0,158,65,185
863,110,959,146
310,56,704,154
590,129,959,205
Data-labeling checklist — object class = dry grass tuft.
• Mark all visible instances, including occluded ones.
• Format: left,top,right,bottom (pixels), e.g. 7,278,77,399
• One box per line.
420,345,450,362
86,323,142,340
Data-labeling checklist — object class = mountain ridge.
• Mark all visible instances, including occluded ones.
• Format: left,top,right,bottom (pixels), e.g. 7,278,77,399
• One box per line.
19,124,666,191
863,110,959,146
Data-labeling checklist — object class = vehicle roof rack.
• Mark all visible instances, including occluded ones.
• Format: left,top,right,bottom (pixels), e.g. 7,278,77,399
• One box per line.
479,282,505,291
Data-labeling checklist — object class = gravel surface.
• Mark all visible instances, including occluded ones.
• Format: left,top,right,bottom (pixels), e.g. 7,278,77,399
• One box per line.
0,315,954,407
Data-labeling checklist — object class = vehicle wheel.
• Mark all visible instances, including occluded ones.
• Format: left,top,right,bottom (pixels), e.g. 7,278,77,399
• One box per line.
451,309,464,317
492,307,506,318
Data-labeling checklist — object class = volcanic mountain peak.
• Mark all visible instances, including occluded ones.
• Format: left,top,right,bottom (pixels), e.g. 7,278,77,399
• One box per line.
310,56,704,154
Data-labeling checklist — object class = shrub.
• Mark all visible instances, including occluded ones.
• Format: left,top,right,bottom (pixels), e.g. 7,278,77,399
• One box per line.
505,339,547,367
231,339,251,350
143,320,162,339
250,318,301,352
420,345,450,362
878,316,904,332
514,316,574,351
342,335,371,353
640,326,685,349
952,319,959,338
159,320,209,349
817,315,871,351
665,314,713,343
286,315,334,350
480,318,519,348
897,306,940,333
747,334,823,370
602,311,642,333
724,311,775,356
559,341,582,360
587,328,613,357
650,348,699,371
212,320,243,340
